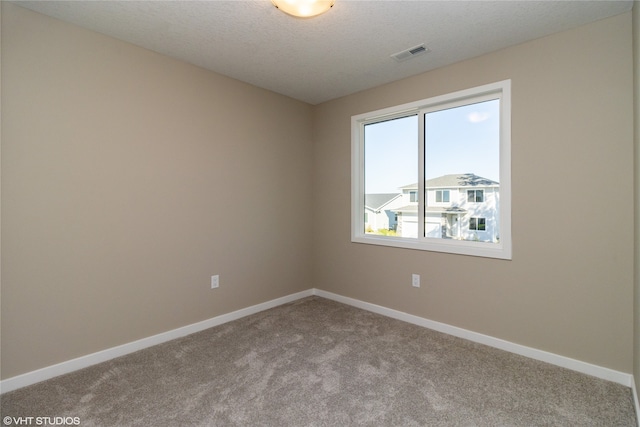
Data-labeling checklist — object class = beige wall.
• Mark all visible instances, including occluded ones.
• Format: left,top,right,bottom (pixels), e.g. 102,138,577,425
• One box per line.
1,3,313,379
1,4,635,380
313,12,634,373
634,0,640,394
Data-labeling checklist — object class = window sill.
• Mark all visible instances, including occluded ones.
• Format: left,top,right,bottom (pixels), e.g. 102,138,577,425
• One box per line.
352,234,512,260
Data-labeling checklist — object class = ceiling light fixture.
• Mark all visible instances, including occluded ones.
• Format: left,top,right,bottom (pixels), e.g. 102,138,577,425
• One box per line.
271,0,335,18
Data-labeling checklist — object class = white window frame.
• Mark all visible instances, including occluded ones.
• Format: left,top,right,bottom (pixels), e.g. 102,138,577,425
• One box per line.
467,189,484,203
436,190,450,204
351,80,512,260
469,217,487,231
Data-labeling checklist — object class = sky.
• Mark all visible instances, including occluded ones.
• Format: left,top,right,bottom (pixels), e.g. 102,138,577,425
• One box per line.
364,98,500,194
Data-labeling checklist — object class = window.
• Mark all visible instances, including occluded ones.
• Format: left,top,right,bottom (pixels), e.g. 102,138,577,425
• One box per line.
470,217,486,231
352,80,511,259
436,190,450,203
467,190,484,203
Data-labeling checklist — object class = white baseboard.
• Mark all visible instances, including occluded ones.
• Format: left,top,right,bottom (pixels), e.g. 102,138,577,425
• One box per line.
0,289,314,394
312,289,634,388
1,287,634,397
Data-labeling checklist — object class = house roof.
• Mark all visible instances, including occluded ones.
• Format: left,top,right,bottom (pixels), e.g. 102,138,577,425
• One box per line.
364,193,402,211
392,205,468,214
400,173,499,190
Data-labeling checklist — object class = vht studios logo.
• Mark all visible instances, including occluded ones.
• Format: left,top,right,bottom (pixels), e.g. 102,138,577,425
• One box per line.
3,417,80,426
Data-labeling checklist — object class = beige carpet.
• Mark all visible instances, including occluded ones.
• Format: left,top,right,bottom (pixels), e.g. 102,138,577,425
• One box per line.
1,296,636,426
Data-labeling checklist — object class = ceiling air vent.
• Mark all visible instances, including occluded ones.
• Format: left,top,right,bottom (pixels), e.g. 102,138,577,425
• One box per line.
390,44,430,62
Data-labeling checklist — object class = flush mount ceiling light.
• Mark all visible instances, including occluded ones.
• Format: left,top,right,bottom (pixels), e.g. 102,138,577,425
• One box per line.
271,0,335,18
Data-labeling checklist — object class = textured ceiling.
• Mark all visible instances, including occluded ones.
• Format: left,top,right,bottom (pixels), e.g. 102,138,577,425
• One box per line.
12,0,634,105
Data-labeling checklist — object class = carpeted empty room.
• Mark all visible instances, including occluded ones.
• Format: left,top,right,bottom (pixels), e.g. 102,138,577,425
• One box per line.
1,297,636,426
3,1,640,426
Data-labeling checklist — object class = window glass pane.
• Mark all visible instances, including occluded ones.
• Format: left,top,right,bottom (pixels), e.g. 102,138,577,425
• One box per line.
353,80,510,258
424,99,500,243
364,115,418,237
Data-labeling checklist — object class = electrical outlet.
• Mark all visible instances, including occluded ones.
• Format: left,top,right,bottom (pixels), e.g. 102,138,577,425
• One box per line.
412,273,420,288
211,275,219,289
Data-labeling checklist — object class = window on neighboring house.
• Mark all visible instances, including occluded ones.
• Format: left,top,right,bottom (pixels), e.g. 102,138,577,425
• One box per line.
352,80,511,259
467,190,484,203
470,217,486,231
436,190,450,203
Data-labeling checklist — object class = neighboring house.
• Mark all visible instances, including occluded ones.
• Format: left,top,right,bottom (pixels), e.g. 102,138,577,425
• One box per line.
393,173,500,242
364,193,404,232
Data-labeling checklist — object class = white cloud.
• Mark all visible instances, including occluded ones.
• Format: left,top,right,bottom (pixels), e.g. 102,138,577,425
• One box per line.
467,112,490,123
